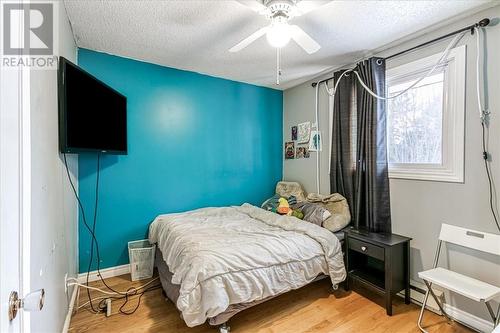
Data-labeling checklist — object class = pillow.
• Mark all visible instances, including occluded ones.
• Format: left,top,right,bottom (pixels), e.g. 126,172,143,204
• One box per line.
292,202,330,226
261,194,281,212
275,181,306,201
306,193,351,232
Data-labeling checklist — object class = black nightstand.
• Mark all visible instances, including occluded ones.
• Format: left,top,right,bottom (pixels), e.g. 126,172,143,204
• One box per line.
344,228,412,316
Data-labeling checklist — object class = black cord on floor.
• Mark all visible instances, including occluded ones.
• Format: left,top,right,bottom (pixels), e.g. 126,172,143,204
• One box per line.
96,284,162,315
481,122,500,232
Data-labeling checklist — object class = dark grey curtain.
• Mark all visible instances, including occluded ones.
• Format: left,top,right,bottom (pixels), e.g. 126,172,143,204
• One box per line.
330,57,391,233
330,70,355,214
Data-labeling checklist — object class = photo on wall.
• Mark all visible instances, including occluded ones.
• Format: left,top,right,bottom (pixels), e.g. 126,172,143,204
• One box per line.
297,122,311,143
309,130,322,151
291,126,298,140
296,146,310,159
285,142,295,159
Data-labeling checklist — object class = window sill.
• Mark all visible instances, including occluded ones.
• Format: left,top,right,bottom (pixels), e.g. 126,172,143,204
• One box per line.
389,167,464,183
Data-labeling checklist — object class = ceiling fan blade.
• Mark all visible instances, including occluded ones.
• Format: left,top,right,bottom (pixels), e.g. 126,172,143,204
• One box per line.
295,0,332,15
235,0,267,14
229,26,269,53
290,25,321,54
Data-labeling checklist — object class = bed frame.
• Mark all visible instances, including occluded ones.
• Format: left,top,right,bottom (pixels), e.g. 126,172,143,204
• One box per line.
156,237,346,333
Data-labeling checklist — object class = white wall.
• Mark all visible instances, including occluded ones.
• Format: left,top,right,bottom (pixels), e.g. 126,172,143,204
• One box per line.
284,5,500,324
29,2,78,332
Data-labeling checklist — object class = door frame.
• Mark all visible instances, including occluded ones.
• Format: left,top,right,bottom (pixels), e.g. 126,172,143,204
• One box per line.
0,1,32,331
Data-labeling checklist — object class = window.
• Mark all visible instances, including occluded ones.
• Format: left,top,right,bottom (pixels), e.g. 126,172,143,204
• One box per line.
386,45,466,182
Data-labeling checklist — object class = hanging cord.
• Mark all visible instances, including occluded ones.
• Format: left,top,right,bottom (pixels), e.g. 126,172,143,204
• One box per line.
475,27,489,122
276,48,282,85
475,27,500,233
84,153,101,311
86,154,129,295
63,153,132,314
321,29,464,175
322,31,465,101
64,154,161,316
320,29,465,102
63,153,99,313
481,122,499,232
323,68,352,100
326,78,335,174
314,82,320,193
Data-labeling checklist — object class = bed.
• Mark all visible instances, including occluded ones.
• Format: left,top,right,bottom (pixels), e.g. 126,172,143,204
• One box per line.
149,203,346,332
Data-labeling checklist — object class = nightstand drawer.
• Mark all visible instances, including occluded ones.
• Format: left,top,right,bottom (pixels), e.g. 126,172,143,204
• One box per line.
348,238,384,261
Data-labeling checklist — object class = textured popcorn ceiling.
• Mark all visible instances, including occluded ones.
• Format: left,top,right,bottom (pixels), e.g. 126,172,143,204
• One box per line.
64,0,493,90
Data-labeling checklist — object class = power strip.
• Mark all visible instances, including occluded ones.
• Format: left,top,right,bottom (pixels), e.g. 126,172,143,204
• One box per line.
106,299,112,317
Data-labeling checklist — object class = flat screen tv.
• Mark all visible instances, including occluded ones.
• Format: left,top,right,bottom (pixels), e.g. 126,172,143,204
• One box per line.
58,57,127,154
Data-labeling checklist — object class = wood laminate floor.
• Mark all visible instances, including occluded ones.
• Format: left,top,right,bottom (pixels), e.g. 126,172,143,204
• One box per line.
69,274,472,333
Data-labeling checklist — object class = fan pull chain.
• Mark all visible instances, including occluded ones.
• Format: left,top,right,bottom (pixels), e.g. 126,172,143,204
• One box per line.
276,48,282,85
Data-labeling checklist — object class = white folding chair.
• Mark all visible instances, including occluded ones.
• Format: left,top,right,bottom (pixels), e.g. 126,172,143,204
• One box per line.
417,223,500,332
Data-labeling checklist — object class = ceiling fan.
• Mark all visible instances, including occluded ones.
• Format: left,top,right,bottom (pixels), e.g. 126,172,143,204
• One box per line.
230,0,331,54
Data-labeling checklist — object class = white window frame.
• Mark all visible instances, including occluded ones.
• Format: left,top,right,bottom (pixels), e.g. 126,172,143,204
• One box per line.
386,45,466,183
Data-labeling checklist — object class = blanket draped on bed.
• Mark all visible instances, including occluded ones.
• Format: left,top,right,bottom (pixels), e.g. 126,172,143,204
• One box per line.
149,204,346,327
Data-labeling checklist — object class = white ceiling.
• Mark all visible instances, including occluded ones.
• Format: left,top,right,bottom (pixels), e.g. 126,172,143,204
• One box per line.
64,0,493,90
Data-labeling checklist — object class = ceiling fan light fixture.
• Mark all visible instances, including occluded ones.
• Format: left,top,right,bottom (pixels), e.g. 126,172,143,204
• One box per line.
266,21,291,48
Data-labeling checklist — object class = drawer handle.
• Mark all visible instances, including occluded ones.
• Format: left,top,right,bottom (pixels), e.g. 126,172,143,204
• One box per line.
361,246,367,252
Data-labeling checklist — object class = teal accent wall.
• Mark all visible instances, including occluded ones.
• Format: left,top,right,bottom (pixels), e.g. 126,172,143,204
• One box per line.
77,49,283,272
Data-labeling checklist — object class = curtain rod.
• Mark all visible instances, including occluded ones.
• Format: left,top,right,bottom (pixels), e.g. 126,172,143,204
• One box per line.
311,18,490,88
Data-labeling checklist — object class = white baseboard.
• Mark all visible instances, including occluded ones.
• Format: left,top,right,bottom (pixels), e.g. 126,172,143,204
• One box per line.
62,265,131,332
443,304,495,333
398,281,495,333
61,283,79,333
397,280,444,313
77,264,130,283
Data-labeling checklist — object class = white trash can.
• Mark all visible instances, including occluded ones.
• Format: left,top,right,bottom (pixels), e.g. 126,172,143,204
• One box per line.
128,240,156,281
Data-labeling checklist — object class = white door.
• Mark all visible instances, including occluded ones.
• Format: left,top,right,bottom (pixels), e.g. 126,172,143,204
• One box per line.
0,1,30,331
0,48,23,333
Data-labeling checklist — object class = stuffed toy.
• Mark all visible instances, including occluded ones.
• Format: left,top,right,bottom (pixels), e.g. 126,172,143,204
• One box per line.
277,197,292,215
291,209,304,219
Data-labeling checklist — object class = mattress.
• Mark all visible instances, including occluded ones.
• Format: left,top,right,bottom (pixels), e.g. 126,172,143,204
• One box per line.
149,204,346,327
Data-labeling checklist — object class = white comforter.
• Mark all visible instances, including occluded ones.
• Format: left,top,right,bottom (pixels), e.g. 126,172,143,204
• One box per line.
149,204,346,327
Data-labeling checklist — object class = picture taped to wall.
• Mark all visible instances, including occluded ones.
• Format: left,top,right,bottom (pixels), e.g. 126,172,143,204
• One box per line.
296,146,310,159
285,142,295,159
291,126,298,140
297,122,311,143
309,130,322,151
